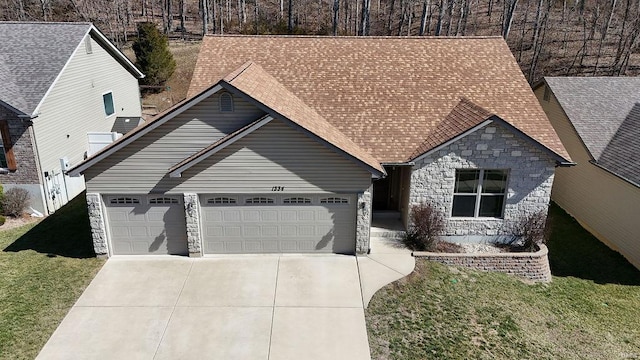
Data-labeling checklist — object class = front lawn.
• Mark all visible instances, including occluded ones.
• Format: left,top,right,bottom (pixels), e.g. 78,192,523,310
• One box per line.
366,203,640,359
0,195,105,360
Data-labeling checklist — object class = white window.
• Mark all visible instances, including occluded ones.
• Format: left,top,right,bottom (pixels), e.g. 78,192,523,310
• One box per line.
283,197,311,204
245,197,274,204
320,197,349,204
85,36,93,54
149,197,179,204
452,169,508,218
110,197,140,204
103,92,115,117
208,197,237,204
219,92,234,112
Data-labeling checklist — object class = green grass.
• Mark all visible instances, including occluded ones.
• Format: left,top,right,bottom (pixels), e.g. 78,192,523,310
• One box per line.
0,195,105,359
366,203,640,360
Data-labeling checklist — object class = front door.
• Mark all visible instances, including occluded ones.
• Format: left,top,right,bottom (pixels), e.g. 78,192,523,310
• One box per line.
373,166,402,211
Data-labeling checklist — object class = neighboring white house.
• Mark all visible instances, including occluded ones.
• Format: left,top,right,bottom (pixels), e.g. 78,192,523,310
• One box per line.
0,22,144,215
535,77,640,270
69,36,572,257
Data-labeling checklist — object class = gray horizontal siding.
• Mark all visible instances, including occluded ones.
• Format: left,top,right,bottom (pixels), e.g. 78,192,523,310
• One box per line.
87,115,371,193
86,91,372,193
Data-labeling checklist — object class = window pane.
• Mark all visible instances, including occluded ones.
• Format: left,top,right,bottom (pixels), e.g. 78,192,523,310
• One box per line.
483,170,507,193
103,93,114,116
479,195,504,217
452,195,476,217
455,170,480,193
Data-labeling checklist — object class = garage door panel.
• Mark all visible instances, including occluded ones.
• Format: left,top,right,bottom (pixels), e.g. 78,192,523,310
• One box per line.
200,194,356,254
106,195,188,255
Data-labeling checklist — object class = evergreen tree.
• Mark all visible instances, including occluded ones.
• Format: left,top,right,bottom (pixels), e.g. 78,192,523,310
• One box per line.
133,22,176,89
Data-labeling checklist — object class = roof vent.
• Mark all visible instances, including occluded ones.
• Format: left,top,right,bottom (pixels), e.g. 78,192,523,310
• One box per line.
219,92,234,112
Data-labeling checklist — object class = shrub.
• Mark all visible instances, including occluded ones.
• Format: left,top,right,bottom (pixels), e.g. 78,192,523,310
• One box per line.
133,22,176,91
506,210,550,252
2,188,30,217
403,202,446,251
0,215,5,226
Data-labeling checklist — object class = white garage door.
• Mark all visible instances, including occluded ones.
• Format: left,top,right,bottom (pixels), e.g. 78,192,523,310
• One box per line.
200,194,356,254
105,195,188,255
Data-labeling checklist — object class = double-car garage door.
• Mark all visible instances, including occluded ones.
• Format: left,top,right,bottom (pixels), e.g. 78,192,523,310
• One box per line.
104,194,356,255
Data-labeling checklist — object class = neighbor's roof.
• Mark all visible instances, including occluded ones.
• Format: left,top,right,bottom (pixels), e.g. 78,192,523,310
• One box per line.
544,77,640,185
0,22,143,116
189,35,570,163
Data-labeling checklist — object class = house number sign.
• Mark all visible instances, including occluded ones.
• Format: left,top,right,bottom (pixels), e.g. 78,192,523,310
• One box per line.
271,186,285,191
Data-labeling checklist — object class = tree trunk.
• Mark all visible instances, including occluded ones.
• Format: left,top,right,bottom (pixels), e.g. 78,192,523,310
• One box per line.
359,0,371,35
288,0,294,32
387,0,396,35
202,0,209,34
435,0,444,35
419,0,429,35
332,0,340,35
502,0,517,39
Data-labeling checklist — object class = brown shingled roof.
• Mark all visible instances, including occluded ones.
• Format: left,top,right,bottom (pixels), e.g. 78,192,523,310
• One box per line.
221,61,384,174
189,35,570,162
409,98,494,159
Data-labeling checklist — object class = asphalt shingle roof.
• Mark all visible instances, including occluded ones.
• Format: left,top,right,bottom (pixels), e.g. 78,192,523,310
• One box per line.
189,35,569,163
222,61,384,173
545,77,640,185
0,22,92,115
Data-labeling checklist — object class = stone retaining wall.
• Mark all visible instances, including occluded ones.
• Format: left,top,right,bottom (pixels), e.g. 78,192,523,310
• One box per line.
413,244,552,282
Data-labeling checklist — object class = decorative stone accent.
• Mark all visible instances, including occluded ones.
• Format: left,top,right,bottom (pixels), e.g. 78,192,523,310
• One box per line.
409,123,556,237
86,193,108,257
183,193,202,257
413,244,552,282
0,107,40,184
356,187,372,254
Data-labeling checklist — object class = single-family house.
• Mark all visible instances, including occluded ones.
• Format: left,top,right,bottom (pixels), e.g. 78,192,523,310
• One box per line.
0,22,144,215
534,77,640,269
69,36,571,257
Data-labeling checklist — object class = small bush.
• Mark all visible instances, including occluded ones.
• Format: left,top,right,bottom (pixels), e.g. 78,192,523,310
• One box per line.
506,210,550,252
0,215,5,226
2,188,30,217
403,202,446,251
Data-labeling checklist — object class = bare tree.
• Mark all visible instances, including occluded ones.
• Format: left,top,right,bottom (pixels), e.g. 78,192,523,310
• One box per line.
332,0,340,35
502,0,518,39
419,0,430,35
359,0,371,35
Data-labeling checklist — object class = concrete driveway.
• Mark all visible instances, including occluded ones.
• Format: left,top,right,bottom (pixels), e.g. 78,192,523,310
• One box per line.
37,255,372,360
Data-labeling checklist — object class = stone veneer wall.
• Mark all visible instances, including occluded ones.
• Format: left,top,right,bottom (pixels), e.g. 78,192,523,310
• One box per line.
0,106,40,184
410,123,556,237
86,193,109,257
356,186,372,254
183,193,202,257
414,245,552,282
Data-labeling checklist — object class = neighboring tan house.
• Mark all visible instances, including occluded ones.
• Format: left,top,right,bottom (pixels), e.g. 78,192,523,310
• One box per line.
0,22,144,215
534,77,640,269
69,36,571,257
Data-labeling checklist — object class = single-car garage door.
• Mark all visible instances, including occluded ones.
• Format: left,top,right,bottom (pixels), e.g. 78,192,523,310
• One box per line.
200,194,356,254
105,195,188,255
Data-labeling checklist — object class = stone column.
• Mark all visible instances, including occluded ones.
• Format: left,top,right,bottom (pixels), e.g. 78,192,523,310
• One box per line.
356,186,373,254
86,193,109,258
183,193,202,257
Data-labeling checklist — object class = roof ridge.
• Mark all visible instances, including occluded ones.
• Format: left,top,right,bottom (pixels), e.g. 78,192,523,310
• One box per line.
203,34,503,40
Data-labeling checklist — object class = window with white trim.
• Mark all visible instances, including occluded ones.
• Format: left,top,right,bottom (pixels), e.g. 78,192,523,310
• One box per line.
283,197,311,204
245,197,274,204
219,92,234,112
110,197,140,204
452,169,508,218
103,92,115,117
149,197,179,204
320,197,349,204
208,197,237,204
0,121,16,170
